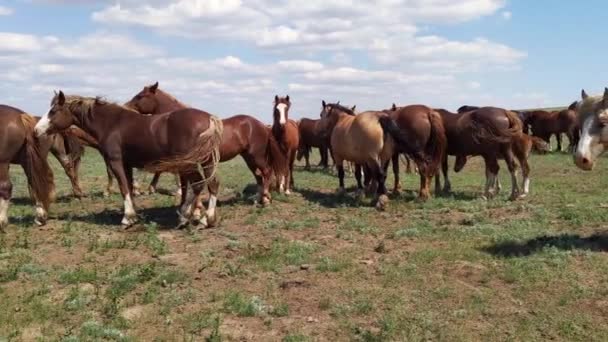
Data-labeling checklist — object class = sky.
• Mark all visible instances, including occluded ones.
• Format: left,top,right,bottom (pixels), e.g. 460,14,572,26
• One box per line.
0,0,606,122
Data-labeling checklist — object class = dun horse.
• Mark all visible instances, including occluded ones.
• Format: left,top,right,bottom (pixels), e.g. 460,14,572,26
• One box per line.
272,96,300,195
126,83,287,208
35,91,223,228
433,107,524,200
574,88,608,170
0,105,55,231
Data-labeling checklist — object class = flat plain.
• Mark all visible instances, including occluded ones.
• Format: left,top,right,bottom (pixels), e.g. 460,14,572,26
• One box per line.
1,143,607,341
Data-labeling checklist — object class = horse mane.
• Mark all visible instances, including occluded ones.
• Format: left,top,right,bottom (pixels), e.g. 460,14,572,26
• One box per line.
328,103,356,116
157,89,189,108
57,94,140,119
577,95,604,122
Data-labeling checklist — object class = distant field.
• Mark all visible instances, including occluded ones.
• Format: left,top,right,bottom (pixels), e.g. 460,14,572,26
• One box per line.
1,141,607,341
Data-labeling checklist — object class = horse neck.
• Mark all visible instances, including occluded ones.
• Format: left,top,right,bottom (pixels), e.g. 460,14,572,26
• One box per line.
73,104,126,142
154,91,187,114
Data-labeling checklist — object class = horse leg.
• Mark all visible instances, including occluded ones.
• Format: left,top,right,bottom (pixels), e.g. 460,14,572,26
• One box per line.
107,159,138,227
202,169,218,228
502,147,520,201
103,164,114,197
442,155,451,194
335,158,346,195
53,149,84,199
392,153,401,194
370,160,389,211
286,149,296,195
148,172,161,194
176,173,191,229
482,156,500,200
0,164,11,232
556,133,562,152
418,172,432,202
320,146,328,169
188,171,208,229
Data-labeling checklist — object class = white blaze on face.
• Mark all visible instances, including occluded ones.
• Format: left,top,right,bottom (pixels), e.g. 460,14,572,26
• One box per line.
34,112,51,137
276,103,288,125
576,116,605,164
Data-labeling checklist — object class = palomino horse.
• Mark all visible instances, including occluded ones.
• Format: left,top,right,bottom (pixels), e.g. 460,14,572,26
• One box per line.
318,102,434,209
0,105,55,231
521,104,579,152
574,88,608,170
35,92,223,228
272,96,300,195
125,82,287,207
386,104,446,199
433,107,523,200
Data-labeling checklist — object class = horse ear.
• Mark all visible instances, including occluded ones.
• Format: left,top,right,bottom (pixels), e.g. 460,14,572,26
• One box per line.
286,95,290,102
275,95,279,103
582,89,589,100
351,105,356,112
150,81,159,93
57,91,65,106
337,101,340,105
322,100,326,107
392,103,397,111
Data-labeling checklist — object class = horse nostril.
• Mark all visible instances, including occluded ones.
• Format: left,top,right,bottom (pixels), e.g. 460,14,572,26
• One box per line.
582,157,590,165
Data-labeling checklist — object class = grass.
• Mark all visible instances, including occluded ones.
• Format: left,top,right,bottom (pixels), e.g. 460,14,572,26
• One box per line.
0,143,608,340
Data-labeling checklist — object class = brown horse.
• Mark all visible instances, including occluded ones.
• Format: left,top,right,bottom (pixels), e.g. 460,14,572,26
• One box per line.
385,104,447,200
450,132,549,197
35,92,223,228
297,118,331,169
433,107,523,200
521,104,579,152
272,96,300,195
0,105,55,231
126,83,287,208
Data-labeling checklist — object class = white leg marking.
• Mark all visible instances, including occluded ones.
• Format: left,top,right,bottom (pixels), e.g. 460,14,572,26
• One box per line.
34,203,47,226
121,194,137,226
206,195,217,220
523,177,530,194
0,198,9,229
279,176,285,193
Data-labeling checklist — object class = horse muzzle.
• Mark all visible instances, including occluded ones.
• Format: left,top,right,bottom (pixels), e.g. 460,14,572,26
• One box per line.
574,154,595,171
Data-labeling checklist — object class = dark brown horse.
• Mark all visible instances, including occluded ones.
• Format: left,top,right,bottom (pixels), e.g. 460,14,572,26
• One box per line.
272,96,300,195
386,104,447,200
296,118,331,169
521,103,579,152
125,83,287,208
0,105,55,231
35,92,223,228
433,107,523,200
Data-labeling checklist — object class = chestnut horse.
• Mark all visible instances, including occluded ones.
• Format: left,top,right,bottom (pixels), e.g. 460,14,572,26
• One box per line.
433,107,523,200
272,96,300,195
385,104,447,200
126,83,287,207
35,92,223,228
521,104,579,152
0,105,55,231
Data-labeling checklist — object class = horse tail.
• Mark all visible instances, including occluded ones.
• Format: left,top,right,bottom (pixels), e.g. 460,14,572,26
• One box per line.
20,114,55,211
378,115,426,164
470,109,523,145
266,133,289,178
145,116,224,182
421,110,447,176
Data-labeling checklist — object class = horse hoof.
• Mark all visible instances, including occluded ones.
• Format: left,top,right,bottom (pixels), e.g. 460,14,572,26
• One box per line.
285,189,292,196
148,186,156,195
206,214,218,228
121,215,138,228
375,195,389,211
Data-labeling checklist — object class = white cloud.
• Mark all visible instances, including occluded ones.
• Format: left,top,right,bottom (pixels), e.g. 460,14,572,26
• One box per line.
502,11,512,20
0,32,56,53
0,6,13,15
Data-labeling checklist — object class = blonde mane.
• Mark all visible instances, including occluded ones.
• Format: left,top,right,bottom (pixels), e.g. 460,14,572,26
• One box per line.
577,95,605,123
53,94,140,116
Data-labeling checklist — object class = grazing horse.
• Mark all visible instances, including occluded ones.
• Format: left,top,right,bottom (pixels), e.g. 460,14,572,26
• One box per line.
574,88,608,170
126,82,287,207
433,107,523,200
385,104,447,200
521,106,579,152
35,92,223,228
0,105,55,231
272,96,300,195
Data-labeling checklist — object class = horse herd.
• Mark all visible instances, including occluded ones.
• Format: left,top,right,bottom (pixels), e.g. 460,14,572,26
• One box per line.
1,83,606,232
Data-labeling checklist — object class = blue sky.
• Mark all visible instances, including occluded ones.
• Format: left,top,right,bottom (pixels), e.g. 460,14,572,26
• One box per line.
0,0,605,121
